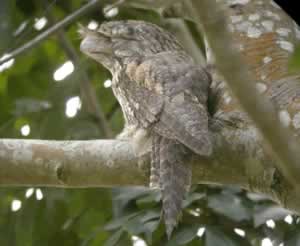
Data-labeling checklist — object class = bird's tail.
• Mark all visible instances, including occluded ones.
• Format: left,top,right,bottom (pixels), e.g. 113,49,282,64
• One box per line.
159,137,192,238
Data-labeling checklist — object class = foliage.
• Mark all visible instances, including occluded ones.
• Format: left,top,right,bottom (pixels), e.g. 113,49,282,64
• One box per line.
1,0,300,245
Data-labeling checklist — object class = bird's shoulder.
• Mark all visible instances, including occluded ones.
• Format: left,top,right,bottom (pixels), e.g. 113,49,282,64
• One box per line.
125,51,200,93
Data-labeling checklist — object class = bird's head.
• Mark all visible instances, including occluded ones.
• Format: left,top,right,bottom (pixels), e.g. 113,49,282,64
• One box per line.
79,20,182,72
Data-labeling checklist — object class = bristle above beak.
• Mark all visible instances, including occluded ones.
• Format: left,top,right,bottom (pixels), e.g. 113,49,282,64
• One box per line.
78,23,111,39
77,23,95,38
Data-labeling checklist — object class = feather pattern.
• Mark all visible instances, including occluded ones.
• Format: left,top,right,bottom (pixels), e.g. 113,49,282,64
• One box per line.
80,20,212,238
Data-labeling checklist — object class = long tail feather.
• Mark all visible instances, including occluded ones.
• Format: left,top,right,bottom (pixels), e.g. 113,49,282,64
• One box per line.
159,138,191,238
150,134,161,188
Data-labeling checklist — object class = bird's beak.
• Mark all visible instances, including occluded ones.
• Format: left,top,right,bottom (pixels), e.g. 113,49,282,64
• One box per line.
79,25,113,57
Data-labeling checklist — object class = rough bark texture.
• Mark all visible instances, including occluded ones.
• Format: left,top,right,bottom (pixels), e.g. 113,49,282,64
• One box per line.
190,0,300,187
0,137,300,214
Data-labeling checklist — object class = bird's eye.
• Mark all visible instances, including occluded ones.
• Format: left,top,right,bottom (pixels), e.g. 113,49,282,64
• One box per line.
120,26,134,36
229,3,244,14
100,25,134,37
97,25,111,36
108,25,134,39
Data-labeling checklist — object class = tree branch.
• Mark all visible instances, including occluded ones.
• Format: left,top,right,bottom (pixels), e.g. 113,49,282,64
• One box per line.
0,139,145,187
164,19,206,66
187,0,300,186
0,134,299,213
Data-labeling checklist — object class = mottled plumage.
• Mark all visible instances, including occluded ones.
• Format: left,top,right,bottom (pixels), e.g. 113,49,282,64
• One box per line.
79,20,212,238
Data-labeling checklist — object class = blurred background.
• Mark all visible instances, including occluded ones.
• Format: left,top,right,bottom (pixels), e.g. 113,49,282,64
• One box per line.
1,0,300,245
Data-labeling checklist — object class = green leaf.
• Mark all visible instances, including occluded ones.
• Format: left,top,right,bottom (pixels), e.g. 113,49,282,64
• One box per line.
208,193,251,222
183,192,205,208
144,220,161,244
103,229,123,246
166,225,199,246
113,187,150,202
14,117,29,130
289,44,300,72
144,219,160,233
140,210,161,223
254,205,290,227
285,230,300,246
104,212,141,231
205,226,238,246
123,209,160,235
136,189,161,206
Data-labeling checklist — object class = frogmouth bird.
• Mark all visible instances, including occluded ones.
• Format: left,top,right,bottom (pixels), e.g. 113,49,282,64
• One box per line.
79,20,212,238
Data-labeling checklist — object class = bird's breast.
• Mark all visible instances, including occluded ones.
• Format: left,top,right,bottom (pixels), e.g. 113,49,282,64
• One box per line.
112,76,137,125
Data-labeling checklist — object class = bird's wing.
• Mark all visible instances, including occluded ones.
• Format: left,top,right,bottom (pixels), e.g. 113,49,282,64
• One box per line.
124,52,212,156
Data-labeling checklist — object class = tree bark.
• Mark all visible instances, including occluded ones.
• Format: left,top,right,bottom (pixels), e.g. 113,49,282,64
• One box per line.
0,136,299,214
186,0,300,187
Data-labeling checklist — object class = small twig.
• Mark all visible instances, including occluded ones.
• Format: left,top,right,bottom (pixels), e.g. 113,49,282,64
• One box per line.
0,0,101,66
164,19,205,66
106,101,120,120
103,0,125,15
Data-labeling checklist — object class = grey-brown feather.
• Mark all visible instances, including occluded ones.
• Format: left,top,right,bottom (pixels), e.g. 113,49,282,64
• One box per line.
79,20,212,238
159,137,192,238
150,134,161,188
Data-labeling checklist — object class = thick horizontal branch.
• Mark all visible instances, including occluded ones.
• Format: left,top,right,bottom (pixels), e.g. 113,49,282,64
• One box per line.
0,139,145,187
1,137,300,214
